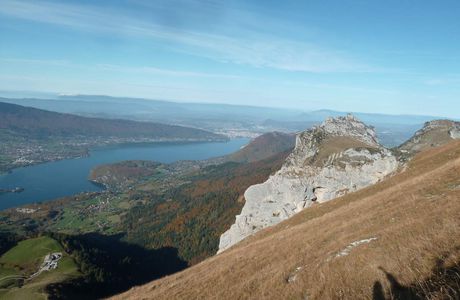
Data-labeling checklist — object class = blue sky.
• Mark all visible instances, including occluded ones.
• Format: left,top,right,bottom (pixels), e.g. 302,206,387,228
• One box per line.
0,0,459,117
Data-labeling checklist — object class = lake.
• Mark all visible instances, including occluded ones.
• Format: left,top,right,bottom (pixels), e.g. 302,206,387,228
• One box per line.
0,138,249,210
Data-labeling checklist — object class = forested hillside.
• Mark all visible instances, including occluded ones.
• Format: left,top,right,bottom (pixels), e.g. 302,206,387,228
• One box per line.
0,147,291,297
0,102,224,140
122,151,289,263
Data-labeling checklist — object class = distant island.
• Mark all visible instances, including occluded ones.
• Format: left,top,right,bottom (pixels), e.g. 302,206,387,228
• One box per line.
0,187,24,194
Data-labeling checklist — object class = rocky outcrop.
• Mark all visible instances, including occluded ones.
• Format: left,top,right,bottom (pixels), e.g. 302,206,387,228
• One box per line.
218,115,398,253
399,120,460,154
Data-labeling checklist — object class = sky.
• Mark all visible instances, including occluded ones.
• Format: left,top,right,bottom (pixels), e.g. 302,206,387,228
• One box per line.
0,0,459,117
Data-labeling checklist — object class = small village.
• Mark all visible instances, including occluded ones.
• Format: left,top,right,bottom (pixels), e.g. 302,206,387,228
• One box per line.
29,252,63,279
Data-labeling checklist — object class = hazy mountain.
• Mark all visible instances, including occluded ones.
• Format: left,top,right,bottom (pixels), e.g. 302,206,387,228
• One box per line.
0,101,224,140
223,132,295,163
0,102,225,172
0,95,446,141
0,95,300,124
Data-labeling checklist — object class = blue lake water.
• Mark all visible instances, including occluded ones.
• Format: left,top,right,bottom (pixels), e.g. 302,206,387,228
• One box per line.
0,138,249,210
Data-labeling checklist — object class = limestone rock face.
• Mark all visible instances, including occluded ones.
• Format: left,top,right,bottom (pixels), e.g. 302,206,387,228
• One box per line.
399,120,460,154
218,115,398,253
451,128,460,139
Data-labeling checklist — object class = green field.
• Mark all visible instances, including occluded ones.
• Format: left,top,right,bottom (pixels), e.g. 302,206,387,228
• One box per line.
0,236,81,299
48,194,128,235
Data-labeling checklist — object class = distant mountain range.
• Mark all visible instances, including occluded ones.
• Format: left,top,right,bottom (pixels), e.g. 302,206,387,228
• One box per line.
0,102,224,140
1,94,450,147
0,102,225,173
0,95,444,125
0,95,299,125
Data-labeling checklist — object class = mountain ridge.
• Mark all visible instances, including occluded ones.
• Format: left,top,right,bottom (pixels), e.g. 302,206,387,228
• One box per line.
114,138,460,300
223,132,295,163
399,119,460,154
0,101,224,140
0,96,451,147
0,101,225,173
219,115,398,252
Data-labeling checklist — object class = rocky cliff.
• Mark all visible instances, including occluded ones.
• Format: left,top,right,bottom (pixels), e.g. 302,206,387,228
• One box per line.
399,119,460,154
218,115,399,253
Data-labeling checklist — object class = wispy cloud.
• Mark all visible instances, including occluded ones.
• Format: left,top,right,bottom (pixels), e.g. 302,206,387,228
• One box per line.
0,0,378,73
423,77,460,86
0,57,71,66
94,64,245,79
0,58,246,80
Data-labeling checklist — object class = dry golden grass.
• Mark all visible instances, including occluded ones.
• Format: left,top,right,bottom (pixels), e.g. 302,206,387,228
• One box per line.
114,140,460,300
312,136,378,167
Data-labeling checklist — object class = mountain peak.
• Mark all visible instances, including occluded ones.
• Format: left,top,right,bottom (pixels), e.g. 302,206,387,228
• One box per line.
218,117,398,253
320,114,378,146
423,119,460,136
287,115,381,170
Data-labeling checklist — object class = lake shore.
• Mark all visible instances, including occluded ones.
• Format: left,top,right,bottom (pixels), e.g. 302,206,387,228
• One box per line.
0,138,249,210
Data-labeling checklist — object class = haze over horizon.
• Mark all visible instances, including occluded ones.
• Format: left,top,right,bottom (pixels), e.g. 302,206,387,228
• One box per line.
1,0,460,118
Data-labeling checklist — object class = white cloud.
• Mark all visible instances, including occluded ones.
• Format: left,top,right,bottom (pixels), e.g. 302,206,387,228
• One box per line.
0,57,246,80
0,0,378,73
94,64,245,79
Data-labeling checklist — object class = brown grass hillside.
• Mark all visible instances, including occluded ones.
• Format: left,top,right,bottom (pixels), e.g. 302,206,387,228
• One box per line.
114,140,460,300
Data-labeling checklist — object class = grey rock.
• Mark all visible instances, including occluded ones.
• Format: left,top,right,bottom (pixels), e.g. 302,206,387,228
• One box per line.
399,119,460,154
218,115,398,253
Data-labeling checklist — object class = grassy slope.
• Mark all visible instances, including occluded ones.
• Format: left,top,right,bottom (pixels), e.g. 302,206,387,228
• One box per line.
115,140,460,299
312,136,379,167
0,236,80,299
